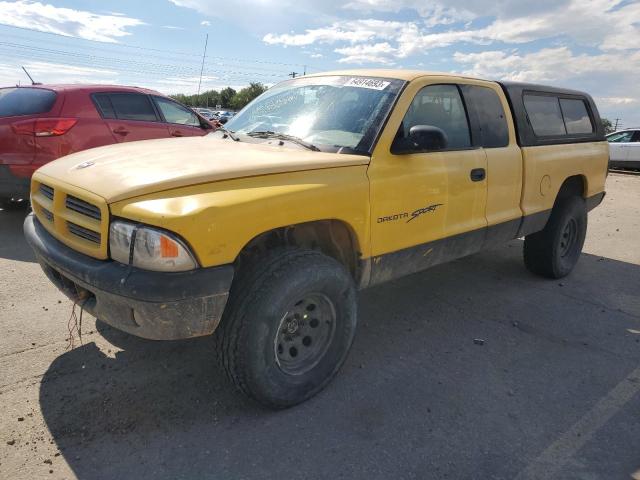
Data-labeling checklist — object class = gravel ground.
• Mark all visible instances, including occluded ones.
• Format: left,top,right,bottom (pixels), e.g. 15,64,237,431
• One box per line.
0,173,639,480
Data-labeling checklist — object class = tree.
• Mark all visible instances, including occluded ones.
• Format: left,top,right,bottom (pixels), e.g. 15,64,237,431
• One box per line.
219,87,237,109
230,83,268,110
169,84,267,109
601,118,614,134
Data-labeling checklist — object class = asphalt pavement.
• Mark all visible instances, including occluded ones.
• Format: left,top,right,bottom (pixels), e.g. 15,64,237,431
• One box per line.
0,173,639,480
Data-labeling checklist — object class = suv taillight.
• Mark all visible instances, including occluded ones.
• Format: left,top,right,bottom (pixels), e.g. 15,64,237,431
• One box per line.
11,118,78,137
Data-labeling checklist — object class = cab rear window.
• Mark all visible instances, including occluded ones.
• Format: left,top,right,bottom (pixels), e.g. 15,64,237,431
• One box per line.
0,87,57,118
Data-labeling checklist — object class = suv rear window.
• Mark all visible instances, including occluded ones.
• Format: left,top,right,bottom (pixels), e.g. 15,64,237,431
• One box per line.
0,88,57,118
93,93,158,122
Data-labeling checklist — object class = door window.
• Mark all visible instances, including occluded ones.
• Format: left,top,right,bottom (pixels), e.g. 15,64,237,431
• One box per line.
394,84,471,151
153,97,201,126
93,93,158,122
461,85,508,148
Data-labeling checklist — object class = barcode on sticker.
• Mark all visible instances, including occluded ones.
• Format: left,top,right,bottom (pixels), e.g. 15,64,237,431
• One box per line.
344,78,391,90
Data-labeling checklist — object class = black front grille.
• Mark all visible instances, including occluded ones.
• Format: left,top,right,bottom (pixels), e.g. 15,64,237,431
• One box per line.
41,207,54,222
66,195,101,221
40,184,54,200
67,222,101,244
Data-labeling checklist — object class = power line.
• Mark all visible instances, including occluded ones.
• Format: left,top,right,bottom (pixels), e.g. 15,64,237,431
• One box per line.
0,42,290,78
0,23,310,68
0,34,297,75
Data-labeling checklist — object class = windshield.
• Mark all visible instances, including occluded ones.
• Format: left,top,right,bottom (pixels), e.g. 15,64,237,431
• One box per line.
606,131,634,143
225,75,405,154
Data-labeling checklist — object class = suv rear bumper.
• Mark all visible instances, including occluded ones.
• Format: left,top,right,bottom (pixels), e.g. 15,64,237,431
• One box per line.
0,165,30,200
24,214,234,340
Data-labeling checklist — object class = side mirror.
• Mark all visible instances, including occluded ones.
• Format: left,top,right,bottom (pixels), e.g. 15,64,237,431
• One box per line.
392,125,448,154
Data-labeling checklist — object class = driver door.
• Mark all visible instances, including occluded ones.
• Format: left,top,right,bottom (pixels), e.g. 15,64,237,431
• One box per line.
367,80,487,284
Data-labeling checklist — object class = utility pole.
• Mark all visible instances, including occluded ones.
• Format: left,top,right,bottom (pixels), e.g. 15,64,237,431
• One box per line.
303,65,307,75
288,71,299,79
197,33,209,96
614,118,621,130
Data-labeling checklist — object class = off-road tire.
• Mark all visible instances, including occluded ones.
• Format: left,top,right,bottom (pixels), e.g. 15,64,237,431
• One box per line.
523,196,587,279
214,248,357,408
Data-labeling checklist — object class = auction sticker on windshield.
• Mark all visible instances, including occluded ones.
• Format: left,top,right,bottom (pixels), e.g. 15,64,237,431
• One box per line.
344,78,391,90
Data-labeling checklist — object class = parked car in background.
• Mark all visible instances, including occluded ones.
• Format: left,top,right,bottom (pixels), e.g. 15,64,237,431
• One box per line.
607,129,640,169
214,111,235,124
0,84,214,203
194,108,215,120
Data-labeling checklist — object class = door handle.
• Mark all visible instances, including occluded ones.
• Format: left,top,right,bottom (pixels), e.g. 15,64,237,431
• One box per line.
171,130,183,137
470,168,486,182
113,127,129,136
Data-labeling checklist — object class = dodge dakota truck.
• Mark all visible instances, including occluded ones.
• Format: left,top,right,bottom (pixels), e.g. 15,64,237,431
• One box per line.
24,70,608,407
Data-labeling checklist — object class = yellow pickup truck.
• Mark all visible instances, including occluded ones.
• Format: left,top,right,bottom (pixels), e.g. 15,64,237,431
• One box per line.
24,70,608,407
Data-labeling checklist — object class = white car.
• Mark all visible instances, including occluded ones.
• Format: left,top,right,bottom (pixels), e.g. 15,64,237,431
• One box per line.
607,129,640,169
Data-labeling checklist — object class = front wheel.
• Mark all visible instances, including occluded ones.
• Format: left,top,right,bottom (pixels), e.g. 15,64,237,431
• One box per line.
215,249,357,408
523,196,587,279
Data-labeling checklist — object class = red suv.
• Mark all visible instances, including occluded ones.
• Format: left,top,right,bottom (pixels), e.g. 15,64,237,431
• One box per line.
0,84,215,203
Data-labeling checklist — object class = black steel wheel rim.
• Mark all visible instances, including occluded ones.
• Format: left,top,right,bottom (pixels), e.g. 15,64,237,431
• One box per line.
274,293,336,375
559,217,578,258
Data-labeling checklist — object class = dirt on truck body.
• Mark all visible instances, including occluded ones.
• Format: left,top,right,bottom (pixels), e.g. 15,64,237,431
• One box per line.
24,69,608,407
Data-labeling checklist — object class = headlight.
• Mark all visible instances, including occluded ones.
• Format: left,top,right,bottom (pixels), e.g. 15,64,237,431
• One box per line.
109,220,197,272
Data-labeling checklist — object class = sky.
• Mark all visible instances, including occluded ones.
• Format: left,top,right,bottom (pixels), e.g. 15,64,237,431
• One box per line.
0,0,638,126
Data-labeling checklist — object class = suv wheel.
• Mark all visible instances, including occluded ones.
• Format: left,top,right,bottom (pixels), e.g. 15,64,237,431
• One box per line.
215,249,357,408
523,196,587,279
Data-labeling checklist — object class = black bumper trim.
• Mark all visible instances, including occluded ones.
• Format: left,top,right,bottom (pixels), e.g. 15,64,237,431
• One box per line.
24,214,235,340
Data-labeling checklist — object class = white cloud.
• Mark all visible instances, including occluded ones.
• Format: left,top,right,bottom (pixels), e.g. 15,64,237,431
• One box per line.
342,0,475,27
264,20,398,47
452,48,640,83
200,20,211,26
452,47,640,123
334,42,397,64
263,0,640,63
162,25,185,30
0,1,144,43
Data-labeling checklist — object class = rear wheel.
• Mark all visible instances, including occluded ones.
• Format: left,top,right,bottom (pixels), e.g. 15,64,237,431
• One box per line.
215,249,357,408
523,196,587,279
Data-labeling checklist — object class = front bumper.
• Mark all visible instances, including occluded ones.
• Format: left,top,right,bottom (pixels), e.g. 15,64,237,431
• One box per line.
24,214,234,340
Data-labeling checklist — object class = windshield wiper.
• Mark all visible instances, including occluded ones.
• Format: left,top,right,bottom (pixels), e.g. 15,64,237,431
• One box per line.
245,131,320,152
218,125,239,142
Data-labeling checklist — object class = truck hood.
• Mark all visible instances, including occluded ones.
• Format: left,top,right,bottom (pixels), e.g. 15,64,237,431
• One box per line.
35,135,370,203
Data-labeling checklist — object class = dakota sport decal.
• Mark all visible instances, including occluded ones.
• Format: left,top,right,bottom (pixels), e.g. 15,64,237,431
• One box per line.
377,203,443,224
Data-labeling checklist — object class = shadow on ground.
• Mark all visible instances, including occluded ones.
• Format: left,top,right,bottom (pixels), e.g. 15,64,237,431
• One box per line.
39,243,640,479
0,203,34,263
